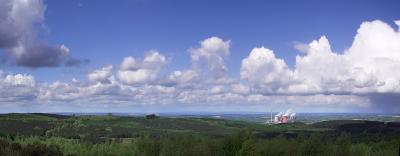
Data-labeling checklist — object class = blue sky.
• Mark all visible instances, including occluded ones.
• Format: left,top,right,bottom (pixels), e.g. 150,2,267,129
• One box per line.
0,0,400,113
22,0,400,81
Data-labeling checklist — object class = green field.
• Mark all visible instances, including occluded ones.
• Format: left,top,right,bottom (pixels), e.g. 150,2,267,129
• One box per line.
0,113,399,156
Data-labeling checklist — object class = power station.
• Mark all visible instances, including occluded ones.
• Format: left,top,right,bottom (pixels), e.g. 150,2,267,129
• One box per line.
268,109,296,124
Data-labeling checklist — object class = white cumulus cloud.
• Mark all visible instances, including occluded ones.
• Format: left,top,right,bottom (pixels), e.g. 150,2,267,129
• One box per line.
0,0,86,67
189,36,231,78
241,47,294,93
87,65,113,83
0,70,37,103
117,50,167,84
242,20,400,96
1,20,400,112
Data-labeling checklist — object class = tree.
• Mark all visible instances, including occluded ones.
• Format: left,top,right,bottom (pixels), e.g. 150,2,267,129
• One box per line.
237,139,259,156
300,133,325,156
336,132,351,156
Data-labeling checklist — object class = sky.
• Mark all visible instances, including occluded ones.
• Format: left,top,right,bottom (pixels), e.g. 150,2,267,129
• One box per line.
0,0,400,113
